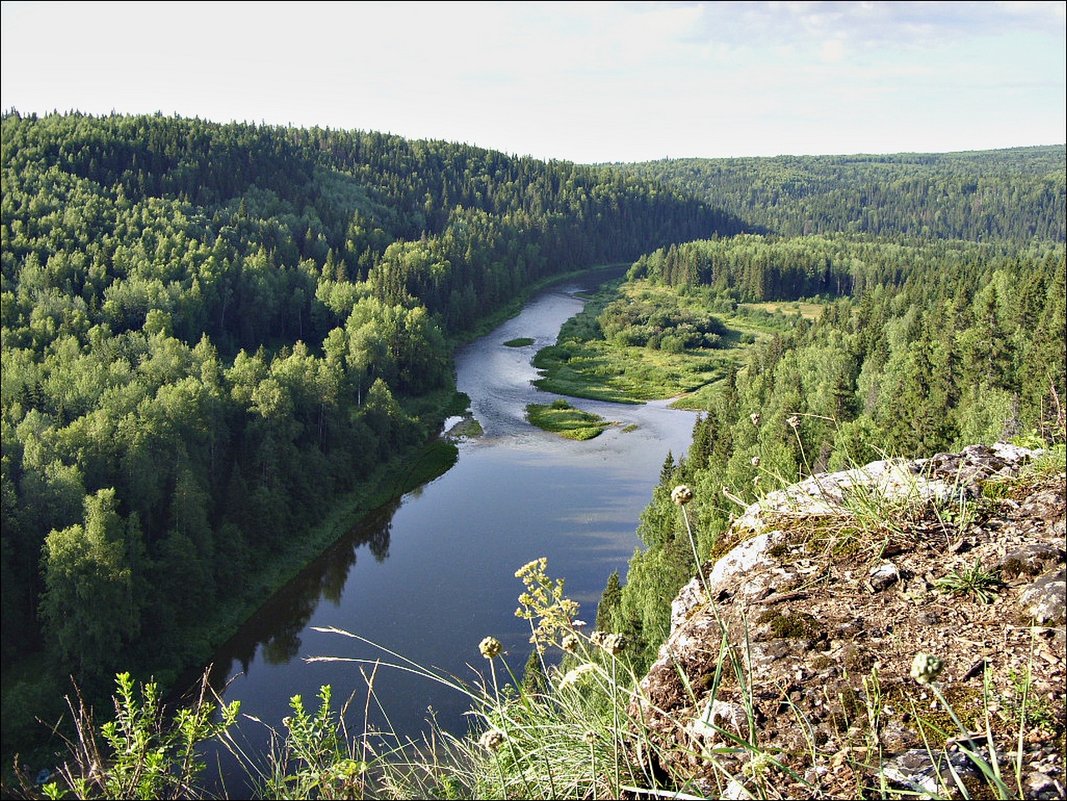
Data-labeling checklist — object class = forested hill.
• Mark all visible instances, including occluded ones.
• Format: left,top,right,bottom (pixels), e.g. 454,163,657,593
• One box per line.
619,146,1066,241
0,110,736,723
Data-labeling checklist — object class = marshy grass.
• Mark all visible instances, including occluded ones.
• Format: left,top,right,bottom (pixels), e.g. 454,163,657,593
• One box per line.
525,399,613,440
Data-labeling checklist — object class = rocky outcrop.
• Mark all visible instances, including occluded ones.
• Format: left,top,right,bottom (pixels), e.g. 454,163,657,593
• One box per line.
632,444,1066,799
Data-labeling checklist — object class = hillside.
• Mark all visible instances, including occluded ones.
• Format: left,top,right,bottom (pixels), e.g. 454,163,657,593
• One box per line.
621,147,1066,242
0,110,734,761
636,443,1065,799
3,114,1064,794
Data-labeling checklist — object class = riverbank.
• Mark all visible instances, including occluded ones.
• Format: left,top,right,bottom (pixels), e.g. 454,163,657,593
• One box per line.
531,278,808,409
0,390,464,776
1,262,633,775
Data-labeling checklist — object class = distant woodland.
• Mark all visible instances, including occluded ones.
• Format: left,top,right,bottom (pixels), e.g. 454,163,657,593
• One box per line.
622,147,1065,241
1,113,1064,760
594,148,1065,663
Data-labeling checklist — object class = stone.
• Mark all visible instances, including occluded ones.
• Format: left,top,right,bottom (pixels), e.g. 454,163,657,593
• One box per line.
631,444,1062,798
881,747,988,796
868,561,901,591
1025,771,1066,800
999,543,1065,579
1019,568,1067,625
687,698,749,744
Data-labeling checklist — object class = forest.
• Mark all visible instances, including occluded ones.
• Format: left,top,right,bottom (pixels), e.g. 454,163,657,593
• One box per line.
596,234,1065,666
0,111,731,755
1,113,1064,782
621,146,1065,242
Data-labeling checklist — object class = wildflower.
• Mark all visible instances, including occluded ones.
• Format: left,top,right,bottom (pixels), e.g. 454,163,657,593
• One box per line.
559,663,597,689
753,475,761,486
910,652,944,685
582,730,597,745
742,751,775,778
591,631,626,655
479,636,503,659
751,456,760,467
671,484,694,506
514,557,581,652
515,557,548,580
786,414,800,428
750,412,761,426
571,619,587,629
479,728,507,752
561,633,580,653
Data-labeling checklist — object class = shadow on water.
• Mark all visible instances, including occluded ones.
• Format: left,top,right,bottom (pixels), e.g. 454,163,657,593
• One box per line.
188,500,398,695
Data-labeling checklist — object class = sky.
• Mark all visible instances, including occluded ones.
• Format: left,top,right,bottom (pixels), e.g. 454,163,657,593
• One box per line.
1,1,1064,163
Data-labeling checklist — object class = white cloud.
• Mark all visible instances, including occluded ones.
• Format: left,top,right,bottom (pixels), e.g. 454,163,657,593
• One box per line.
1,0,1063,161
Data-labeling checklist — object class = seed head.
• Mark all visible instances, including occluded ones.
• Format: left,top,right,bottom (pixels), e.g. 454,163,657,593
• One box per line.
750,412,762,427
910,652,944,685
751,456,760,467
671,485,694,506
561,633,580,653
591,631,626,655
786,414,800,429
479,636,503,659
479,728,507,752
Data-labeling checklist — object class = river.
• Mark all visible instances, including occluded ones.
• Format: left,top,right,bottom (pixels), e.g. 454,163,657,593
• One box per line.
201,268,697,787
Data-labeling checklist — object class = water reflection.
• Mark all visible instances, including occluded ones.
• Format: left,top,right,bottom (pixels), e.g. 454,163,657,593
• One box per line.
196,266,697,793
197,500,397,690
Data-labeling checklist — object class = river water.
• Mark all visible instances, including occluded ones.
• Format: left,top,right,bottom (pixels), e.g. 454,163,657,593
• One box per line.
202,268,697,784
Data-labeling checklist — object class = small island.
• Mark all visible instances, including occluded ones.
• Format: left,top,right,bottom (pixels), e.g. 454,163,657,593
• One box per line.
526,399,613,440
503,337,535,347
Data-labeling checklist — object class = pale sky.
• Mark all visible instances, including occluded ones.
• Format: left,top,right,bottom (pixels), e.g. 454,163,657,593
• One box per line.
2,1,1064,163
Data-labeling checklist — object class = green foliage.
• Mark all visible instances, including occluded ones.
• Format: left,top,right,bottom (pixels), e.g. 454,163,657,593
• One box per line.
624,146,1066,242
525,400,613,441
2,109,730,760
258,686,365,800
532,279,779,405
607,233,1065,665
502,337,534,347
23,671,238,800
39,490,142,680
934,560,1006,604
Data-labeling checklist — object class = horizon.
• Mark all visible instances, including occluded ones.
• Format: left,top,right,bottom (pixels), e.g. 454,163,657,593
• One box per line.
2,1,1065,164
4,107,1063,166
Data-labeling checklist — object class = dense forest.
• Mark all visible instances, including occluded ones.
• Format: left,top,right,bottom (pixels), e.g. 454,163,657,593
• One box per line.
621,146,1065,242
2,111,1065,782
597,236,1066,666
0,111,735,753
585,147,1067,664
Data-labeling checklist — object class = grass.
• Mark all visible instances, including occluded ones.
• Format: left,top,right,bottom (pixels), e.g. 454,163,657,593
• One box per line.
740,300,825,320
526,399,614,440
933,559,1006,604
26,553,1057,800
532,279,806,409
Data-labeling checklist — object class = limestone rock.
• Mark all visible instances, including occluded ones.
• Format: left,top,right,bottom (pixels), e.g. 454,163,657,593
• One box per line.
631,443,1065,799
1019,567,1067,625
